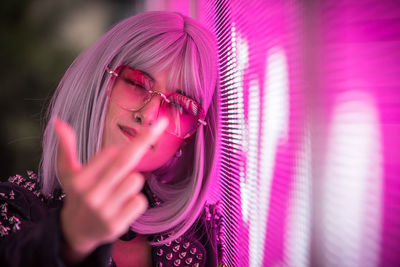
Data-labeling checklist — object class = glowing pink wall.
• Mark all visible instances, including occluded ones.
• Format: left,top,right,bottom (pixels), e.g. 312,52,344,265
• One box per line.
196,0,400,266
313,2,400,266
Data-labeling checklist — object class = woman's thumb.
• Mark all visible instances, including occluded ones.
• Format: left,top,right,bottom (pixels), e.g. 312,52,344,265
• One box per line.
52,116,81,182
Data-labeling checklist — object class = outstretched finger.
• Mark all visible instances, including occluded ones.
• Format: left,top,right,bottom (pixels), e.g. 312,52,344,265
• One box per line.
122,116,169,167
53,117,82,183
89,117,169,196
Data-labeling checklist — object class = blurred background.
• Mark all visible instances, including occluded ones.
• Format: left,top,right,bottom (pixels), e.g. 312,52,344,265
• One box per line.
0,0,136,178
0,0,210,178
1,0,400,266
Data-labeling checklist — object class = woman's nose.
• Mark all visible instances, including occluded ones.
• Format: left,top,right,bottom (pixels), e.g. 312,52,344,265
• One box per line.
134,95,162,125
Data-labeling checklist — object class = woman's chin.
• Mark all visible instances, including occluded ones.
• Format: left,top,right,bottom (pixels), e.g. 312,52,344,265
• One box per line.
134,159,166,173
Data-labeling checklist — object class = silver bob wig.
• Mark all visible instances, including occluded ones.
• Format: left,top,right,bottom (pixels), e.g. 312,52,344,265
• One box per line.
39,11,219,244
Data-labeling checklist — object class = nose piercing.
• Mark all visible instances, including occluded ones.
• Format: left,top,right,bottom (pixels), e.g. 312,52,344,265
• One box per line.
133,113,143,124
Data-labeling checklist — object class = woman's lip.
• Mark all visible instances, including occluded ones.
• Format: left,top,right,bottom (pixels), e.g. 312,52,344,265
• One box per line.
118,124,137,139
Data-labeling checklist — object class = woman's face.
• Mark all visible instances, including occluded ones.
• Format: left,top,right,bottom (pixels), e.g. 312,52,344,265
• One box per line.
101,67,185,173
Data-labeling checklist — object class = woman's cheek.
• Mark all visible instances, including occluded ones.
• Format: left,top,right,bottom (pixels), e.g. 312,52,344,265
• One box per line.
135,136,183,171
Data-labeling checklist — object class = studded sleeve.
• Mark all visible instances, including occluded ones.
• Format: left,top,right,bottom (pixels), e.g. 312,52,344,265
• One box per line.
0,172,112,267
0,172,66,266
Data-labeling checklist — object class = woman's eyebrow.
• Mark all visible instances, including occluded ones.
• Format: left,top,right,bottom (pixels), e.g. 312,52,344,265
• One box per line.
139,70,155,81
138,69,184,95
175,89,187,96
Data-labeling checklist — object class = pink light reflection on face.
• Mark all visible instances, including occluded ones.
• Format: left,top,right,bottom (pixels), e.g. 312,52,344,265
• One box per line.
101,68,185,173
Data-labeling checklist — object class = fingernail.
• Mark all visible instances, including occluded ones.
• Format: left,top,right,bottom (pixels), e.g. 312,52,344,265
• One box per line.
151,117,169,135
51,116,61,128
51,116,67,134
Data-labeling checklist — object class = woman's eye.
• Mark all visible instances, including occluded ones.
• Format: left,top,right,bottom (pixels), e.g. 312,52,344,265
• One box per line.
171,102,187,115
125,78,145,89
167,94,193,115
176,89,187,96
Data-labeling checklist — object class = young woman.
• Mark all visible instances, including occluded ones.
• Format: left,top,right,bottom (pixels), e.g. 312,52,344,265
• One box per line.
0,11,222,267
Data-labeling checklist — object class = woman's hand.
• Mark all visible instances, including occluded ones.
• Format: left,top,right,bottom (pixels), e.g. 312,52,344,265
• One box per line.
53,116,168,260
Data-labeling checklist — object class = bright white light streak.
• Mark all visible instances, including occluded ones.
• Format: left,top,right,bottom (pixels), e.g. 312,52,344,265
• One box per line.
243,77,260,223
320,90,382,267
250,46,289,267
230,30,248,219
224,26,247,233
284,124,312,267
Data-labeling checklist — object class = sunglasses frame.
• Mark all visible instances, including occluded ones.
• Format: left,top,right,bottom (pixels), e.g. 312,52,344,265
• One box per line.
105,65,207,139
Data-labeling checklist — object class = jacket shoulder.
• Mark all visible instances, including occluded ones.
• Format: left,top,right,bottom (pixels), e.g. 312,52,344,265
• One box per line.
0,171,63,237
1,171,44,200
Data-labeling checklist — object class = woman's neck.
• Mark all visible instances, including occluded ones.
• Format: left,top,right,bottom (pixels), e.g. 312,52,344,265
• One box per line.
112,235,152,267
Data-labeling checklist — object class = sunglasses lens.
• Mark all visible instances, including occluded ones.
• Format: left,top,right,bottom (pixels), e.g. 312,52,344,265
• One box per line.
160,98,199,138
110,66,153,110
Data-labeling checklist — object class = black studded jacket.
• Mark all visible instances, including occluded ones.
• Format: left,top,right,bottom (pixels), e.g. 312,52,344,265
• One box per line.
0,171,224,267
